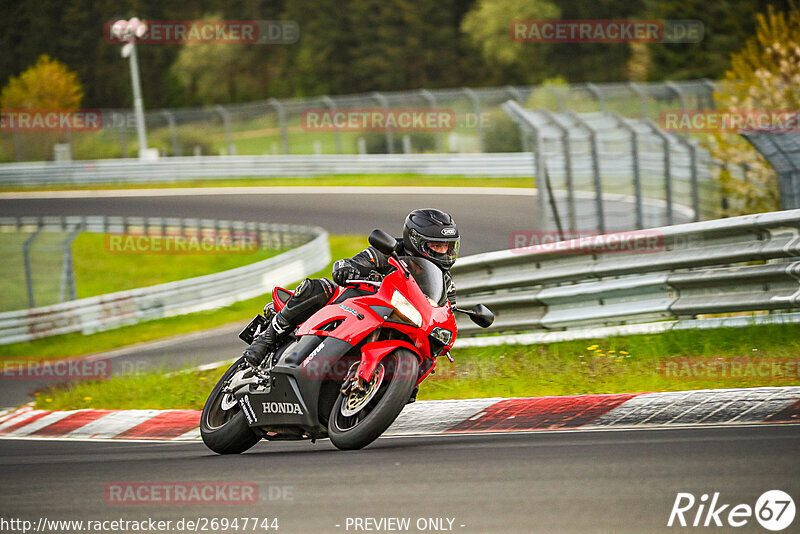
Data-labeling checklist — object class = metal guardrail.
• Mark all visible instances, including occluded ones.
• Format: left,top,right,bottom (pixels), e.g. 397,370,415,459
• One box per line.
452,209,800,336
0,153,537,184
0,216,330,345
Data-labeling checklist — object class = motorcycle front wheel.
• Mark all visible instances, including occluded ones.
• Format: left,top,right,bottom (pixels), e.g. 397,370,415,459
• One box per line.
328,349,418,450
200,357,261,455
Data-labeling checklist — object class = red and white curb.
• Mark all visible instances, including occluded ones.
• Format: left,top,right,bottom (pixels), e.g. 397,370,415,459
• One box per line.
0,386,798,441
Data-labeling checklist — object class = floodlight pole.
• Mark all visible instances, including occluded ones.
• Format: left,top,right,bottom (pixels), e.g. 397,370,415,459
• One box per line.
127,40,148,158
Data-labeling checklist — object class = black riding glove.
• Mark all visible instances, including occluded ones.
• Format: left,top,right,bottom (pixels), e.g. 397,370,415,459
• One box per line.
332,260,359,286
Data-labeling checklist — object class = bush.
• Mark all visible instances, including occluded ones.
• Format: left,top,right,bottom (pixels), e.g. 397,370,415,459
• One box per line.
483,112,523,153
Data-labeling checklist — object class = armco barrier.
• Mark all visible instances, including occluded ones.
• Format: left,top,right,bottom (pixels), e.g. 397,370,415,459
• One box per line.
0,154,535,185
452,209,800,335
0,216,329,345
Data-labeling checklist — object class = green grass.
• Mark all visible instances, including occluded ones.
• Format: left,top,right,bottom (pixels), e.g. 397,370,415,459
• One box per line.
33,323,800,410
0,235,366,363
0,232,286,312
0,174,534,192
72,233,285,297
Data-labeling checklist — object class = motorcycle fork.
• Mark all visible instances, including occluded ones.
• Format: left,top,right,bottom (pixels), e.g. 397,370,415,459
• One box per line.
340,330,380,395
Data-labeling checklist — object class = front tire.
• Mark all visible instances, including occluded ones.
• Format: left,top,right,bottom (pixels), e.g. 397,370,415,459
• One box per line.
328,349,418,450
201,357,261,455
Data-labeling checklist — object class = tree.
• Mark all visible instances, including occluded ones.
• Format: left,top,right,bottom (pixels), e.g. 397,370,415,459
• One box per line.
644,0,794,81
0,54,83,109
461,0,560,84
1,54,85,161
707,6,800,215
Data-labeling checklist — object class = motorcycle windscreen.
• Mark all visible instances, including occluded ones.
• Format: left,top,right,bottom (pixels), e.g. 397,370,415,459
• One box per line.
398,256,446,306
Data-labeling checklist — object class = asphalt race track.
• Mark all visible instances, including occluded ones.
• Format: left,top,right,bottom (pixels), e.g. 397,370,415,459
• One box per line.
0,426,797,533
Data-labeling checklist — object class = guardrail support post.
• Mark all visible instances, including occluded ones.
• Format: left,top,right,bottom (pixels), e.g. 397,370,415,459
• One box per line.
214,105,236,156
321,95,343,154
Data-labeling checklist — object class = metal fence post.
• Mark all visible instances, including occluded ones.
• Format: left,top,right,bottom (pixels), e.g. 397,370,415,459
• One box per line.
23,226,42,308
701,78,716,110
267,98,289,154
645,118,674,226
419,89,442,152
321,95,343,154
59,225,82,303
160,110,181,156
214,105,236,155
372,92,394,154
539,110,576,232
568,112,605,233
665,81,687,111
671,135,701,222
546,86,564,111
12,130,24,161
502,100,547,231
586,83,604,111
627,82,649,118
505,85,525,103
611,112,644,229
462,87,484,152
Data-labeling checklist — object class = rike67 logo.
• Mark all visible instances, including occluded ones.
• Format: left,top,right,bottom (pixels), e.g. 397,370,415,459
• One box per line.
668,490,795,531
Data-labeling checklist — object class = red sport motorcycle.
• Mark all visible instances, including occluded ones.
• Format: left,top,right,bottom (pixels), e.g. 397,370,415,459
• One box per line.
201,230,493,453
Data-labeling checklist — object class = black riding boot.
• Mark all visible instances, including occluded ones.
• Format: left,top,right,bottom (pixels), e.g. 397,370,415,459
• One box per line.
243,313,291,367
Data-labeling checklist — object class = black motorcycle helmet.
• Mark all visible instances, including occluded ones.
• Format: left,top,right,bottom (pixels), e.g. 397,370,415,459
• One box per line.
402,208,460,271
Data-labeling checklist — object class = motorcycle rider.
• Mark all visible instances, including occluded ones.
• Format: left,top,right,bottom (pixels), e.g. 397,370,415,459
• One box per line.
243,208,460,373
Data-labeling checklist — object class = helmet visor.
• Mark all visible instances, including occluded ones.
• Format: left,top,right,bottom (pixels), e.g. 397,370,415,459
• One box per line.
409,229,460,266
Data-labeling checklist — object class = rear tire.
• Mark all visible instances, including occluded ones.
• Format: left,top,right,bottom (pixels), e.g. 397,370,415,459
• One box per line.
328,349,418,450
201,357,261,455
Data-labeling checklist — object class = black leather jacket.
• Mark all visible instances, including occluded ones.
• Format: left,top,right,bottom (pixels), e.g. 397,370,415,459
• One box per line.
333,238,457,305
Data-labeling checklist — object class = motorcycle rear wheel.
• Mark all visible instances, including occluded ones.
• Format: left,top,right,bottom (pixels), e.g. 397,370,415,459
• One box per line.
328,349,418,450
200,357,261,455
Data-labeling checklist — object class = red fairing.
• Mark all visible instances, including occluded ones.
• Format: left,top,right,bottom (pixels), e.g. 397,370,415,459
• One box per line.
293,257,458,388
271,286,294,312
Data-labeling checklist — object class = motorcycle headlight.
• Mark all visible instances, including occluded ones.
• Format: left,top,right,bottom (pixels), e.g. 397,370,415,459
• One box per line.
390,290,422,327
